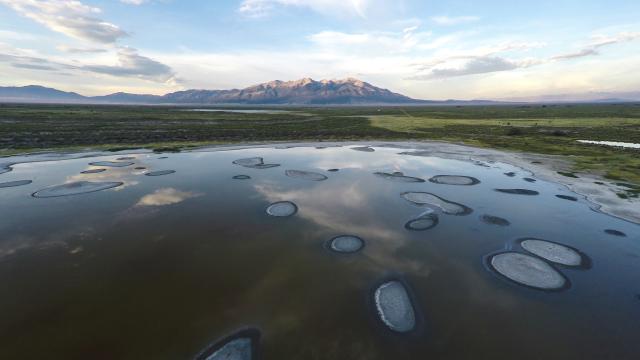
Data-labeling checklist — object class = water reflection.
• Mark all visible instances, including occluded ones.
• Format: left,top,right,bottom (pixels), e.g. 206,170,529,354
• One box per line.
136,188,202,207
0,143,638,359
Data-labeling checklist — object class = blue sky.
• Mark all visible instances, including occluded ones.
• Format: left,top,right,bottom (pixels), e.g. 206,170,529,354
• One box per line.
1,0,639,99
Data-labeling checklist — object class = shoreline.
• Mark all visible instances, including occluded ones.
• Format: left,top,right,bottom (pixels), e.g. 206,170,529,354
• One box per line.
1,140,638,224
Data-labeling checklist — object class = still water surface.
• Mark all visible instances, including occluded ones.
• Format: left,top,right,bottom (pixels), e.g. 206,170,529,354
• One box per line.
0,144,639,359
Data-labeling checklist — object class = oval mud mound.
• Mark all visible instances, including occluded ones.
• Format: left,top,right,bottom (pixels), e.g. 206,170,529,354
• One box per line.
520,239,583,266
233,157,280,169
351,146,375,152
266,201,298,217
489,252,567,290
495,189,539,195
329,235,364,254
429,175,480,186
556,194,578,201
605,229,627,237
285,170,328,181
405,212,439,231
81,169,106,174
480,214,510,226
374,280,417,333
401,192,472,215
145,170,176,177
195,328,260,360
89,161,134,168
0,180,32,188
374,172,425,183
32,181,123,198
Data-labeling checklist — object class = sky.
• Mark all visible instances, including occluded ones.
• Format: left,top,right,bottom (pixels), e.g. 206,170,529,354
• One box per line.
0,0,639,100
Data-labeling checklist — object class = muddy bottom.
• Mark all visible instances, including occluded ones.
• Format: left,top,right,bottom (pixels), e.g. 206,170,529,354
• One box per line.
0,143,638,360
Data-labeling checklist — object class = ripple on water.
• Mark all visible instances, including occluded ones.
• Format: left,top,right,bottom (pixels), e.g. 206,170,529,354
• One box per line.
401,192,472,215
145,170,176,177
405,211,439,231
480,214,511,226
504,172,516,177
88,161,134,167
374,280,417,333
429,175,480,186
329,235,364,253
0,180,32,188
375,171,425,183
233,175,251,180
116,157,135,160
520,239,583,266
81,169,106,174
495,188,539,195
285,170,328,181
605,229,627,237
327,169,339,172
0,166,12,174
233,157,280,169
523,178,537,183
556,194,578,201
266,201,298,217
32,181,123,198
195,329,259,360
489,252,567,290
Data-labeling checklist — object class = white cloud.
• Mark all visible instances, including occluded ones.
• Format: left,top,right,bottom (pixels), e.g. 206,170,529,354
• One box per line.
239,0,383,18
410,56,536,80
120,0,147,4
308,27,432,53
82,47,178,83
0,0,128,44
552,31,640,60
431,15,480,26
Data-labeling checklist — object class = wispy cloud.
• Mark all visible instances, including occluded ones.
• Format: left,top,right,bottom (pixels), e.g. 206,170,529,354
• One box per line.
82,47,178,83
57,45,108,54
0,0,128,44
239,0,380,18
552,31,640,60
120,0,148,5
431,15,480,26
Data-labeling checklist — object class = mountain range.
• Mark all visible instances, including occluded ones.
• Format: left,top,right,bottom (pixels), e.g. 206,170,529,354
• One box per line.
0,78,638,105
0,78,424,105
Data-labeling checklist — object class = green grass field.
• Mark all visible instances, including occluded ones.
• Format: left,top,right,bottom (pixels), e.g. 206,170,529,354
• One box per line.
1,103,639,185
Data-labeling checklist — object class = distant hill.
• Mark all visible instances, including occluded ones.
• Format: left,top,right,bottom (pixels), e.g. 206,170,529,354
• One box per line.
0,85,86,103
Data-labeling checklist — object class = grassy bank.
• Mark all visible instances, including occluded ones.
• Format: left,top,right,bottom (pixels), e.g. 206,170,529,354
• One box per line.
1,103,639,186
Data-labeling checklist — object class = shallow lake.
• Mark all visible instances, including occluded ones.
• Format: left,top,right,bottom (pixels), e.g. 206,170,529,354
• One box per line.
181,109,294,114
0,144,639,359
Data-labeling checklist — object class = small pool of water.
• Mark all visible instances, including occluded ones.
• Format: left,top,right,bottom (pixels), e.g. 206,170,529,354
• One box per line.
181,108,294,114
577,140,640,149
0,143,638,359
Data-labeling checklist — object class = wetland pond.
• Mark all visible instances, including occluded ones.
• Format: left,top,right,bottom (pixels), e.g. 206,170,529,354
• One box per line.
0,143,639,359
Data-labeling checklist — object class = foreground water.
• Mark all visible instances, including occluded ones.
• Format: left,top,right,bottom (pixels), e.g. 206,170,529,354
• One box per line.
0,143,639,359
